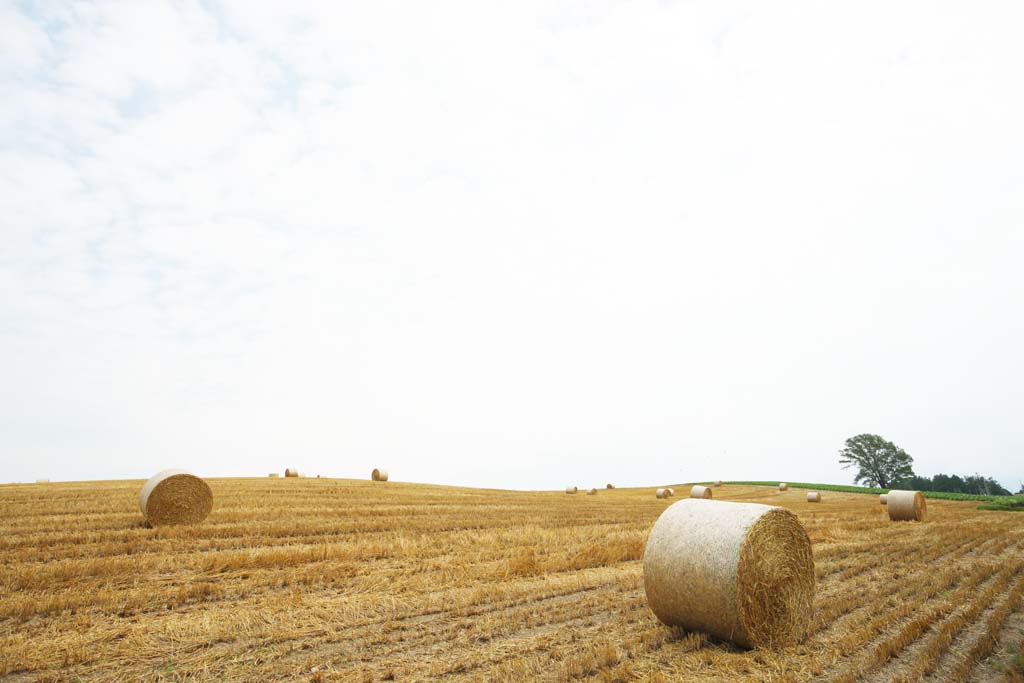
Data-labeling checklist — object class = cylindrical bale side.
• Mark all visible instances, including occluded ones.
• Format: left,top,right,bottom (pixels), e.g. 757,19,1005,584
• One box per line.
606,483,615,489
587,488,597,495
778,483,789,491
284,468,298,478
371,469,389,482
643,499,815,648
806,492,821,503
690,485,712,499
667,488,675,497
565,486,578,494
138,470,213,527
887,490,926,521
880,494,888,505
656,488,668,499
715,480,723,487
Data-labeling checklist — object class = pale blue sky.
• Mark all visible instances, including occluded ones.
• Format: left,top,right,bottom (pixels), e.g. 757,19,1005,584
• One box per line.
1,1,1022,491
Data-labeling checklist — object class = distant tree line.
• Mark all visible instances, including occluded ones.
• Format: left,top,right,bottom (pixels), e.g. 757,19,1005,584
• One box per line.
838,433,1016,495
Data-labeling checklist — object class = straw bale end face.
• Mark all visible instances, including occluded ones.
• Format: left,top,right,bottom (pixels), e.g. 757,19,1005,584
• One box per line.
606,483,615,489
656,488,668,499
371,468,389,482
139,470,213,527
690,485,712,499
886,490,926,521
643,499,815,648
284,468,298,478
565,486,578,494
587,488,597,495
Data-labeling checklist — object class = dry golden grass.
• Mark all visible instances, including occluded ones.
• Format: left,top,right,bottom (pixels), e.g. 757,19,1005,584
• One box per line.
1,479,1023,682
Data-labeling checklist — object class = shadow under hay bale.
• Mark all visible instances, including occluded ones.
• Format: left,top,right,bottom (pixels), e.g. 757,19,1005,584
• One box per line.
139,470,213,527
643,499,815,648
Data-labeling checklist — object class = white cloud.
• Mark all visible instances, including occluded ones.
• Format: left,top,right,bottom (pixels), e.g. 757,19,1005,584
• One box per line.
1,1,1023,491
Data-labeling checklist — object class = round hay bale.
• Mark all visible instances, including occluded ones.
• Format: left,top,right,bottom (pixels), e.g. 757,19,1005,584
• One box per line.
887,490,926,522
284,468,298,478
35,479,50,484
690,485,712,499
656,488,669,499
268,473,279,478
880,494,888,505
371,468,389,482
138,470,213,527
806,492,821,503
715,480,723,487
587,488,598,495
643,499,815,648
606,483,615,489
667,488,675,497
565,486,578,494
778,483,788,491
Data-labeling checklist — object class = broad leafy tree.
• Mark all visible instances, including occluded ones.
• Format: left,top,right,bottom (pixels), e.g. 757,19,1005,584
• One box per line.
838,434,914,488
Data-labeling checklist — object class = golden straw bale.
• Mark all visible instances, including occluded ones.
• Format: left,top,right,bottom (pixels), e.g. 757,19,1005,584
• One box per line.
887,490,926,521
643,499,815,648
587,488,597,495
715,480,723,487
138,470,213,527
880,494,887,505
371,469,389,482
656,488,669,499
690,485,712,499
565,486,578,494
284,469,298,478
778,483,788,491
606,483,615,489
806,492,821,503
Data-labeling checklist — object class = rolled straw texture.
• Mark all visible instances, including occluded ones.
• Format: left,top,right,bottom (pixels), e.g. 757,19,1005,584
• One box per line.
643,499,815,648
778,483,789,491
284,468,298,478
667,488,675,497
565,486,578,494
690,485,712,499
880,494,888,505
806,492,821,503
138,470,213,527
371,469,389,482
887,490,926,521
587,488,597,495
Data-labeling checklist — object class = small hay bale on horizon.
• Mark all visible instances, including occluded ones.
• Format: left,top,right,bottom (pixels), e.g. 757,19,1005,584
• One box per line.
284,468,298,478
715,480,723,487
268,473,279,478
35,479,50,484
690,485,712,499
887,490,926,522
565,486,578,494
656,488,672,499
371,468,389,482
806,491,821,503
587,488,597,495
139,470,213,527
778,483,789,491
643,498,815,648
606,483,615,489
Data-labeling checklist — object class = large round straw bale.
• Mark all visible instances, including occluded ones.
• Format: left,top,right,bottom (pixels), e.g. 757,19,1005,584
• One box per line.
138,470,213,527
880,494,887,505
656,488,669,499
690,485,712,499
887,490,926,521
587,488,597,495
284,468,298,478
371,468,389,482
778,483,788,491
643,499,815,648
806,492,821,503
606,483,615,489
565,486,578,494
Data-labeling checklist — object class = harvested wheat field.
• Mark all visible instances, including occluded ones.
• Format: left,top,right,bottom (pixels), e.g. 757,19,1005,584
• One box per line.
1,481,1023,683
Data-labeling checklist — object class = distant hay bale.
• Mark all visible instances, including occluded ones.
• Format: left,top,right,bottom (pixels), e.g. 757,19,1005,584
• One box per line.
715,480,723,487
565,486,578,494
656,488,669,499
643,499,815,648
138,470,213,527
690,485,712,499
806,492,821,503
667,488,675,497
778,483,789,491
268,473,279,478
35,479,50,484
587,488,598,495
606,483,615,489
887,490,926,522
880,494,888,505
371,469,389,482
284,468,298,478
